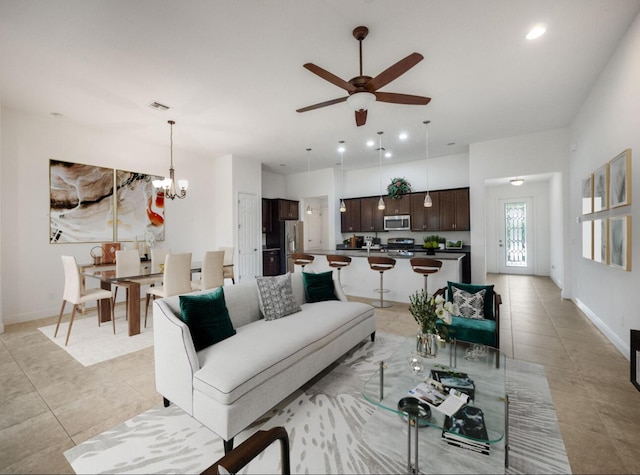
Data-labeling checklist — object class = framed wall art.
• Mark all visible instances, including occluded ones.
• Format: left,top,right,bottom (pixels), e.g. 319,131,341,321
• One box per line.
609,215,631,271
49,160,115,243
582,220,593,260
115,170,165,243
609,149,632,208
582,174,594,215
593,219,608,264
593,163,609,212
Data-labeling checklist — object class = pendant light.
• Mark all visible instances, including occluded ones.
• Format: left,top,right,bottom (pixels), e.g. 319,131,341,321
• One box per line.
377,131,385,210
152,120,188,199
338,141,346,213
306,148,313,215
423,120,433,208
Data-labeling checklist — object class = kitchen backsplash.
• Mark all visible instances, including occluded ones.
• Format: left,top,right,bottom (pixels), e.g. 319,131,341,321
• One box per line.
340,230,471,247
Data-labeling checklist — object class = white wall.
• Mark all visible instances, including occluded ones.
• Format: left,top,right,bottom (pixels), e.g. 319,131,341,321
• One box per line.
262,170,285,199
569,10,640,357
485,180,551,276
469,129,571,284
0,101,3,332
0,108,217,324
549,172,565,288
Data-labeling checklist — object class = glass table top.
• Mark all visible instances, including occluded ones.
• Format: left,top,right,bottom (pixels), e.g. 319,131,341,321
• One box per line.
362,337,506,445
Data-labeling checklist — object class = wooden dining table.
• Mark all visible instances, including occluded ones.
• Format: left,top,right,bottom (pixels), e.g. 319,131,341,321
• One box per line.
82,262,203,336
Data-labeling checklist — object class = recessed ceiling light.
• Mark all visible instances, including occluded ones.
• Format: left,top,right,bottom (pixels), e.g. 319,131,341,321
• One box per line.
526,24,546,40
385,152,392,158
366,140,375,147
399,132,408,140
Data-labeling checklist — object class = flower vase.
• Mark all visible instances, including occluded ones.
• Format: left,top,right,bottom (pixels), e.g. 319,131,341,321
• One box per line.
416,332,438,358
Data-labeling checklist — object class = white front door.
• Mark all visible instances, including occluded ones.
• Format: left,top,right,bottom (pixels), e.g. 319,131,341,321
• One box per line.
498,197,534,275
237,192,259,281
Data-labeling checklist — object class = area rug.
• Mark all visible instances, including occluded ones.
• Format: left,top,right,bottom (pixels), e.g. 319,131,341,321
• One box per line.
64,333,571,474
38,310,154,366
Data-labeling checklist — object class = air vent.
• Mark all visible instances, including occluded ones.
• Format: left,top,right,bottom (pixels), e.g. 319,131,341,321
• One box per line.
148,101,170,111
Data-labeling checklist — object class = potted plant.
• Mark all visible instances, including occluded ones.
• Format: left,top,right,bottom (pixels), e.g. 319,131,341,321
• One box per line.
386,177,412,200
408,290,458,357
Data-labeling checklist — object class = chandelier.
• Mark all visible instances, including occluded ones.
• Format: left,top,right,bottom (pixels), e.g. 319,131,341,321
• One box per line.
153,120,188,200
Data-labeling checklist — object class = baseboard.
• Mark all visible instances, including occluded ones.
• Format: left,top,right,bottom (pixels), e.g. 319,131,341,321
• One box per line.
574,297,629,359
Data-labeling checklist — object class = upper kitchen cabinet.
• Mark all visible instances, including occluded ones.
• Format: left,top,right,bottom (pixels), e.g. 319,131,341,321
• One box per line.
410,191,441,231
277,199,299,220
340,198,361,233
439,188,470,231
262,198,272,233
360,196,385,232
385,194,411,215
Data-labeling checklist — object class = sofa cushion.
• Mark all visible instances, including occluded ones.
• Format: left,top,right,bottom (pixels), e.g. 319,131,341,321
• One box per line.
193,300,374,405
302,271,338,303
179,288,236,351
452,287,486,319
447,281,495,320
256,273,301,321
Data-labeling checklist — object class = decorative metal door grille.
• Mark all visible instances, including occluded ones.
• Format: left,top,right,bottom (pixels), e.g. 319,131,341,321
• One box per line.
505,202,527,267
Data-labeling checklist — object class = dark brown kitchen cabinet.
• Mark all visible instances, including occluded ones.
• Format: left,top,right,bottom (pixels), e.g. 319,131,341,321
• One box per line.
385,194,411,215
263,249,280,276
262,198,272,233
410,191,441,231
340,198,361,233
360,196,385,232
277,199,299,220
439,188,470,231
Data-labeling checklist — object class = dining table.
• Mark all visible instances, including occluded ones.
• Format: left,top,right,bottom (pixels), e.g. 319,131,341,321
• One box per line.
82,261,203,336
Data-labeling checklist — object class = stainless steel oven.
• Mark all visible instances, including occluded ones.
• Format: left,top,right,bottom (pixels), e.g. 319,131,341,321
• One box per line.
383,215,411,231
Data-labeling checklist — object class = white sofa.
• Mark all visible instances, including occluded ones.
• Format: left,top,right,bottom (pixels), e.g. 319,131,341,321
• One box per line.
153,272,376,452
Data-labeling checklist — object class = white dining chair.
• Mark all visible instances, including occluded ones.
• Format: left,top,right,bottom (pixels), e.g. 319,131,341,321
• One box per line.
144,252,193,327
114,249,159,322
192,250,225,291
220,246,235,284
55,255,115,346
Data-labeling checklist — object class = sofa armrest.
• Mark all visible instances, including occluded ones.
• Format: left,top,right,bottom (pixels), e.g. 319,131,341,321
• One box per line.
153,299,200,415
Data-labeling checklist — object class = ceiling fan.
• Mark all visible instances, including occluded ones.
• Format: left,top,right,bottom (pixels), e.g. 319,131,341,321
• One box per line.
296,26,431,127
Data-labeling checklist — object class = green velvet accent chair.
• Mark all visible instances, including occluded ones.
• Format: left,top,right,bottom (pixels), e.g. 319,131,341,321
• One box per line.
434,282,502,352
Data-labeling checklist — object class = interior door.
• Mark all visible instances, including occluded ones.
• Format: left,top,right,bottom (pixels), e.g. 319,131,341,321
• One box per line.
237,192,260,281
306,207,323,250
497,197,534,275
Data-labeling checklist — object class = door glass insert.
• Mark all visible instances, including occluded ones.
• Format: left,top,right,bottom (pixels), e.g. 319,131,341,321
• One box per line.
505,202,527,267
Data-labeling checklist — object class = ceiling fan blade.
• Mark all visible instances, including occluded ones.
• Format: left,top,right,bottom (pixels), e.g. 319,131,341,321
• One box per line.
296,96,348,113
375,92,431,105
303,63,357,93
365,53,424,92
355,110,367,127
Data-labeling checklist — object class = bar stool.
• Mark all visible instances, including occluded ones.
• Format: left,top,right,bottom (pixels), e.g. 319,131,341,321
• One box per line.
291,253,314,271
367,256,396,308
410,257,442,294
326,255,352,283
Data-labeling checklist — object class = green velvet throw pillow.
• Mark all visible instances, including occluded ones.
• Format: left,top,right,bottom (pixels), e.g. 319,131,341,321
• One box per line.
179,287,236,351
447,281,495,320
302,271,338,303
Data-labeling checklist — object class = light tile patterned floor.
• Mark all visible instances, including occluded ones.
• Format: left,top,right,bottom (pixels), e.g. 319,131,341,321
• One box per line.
1,274,638,473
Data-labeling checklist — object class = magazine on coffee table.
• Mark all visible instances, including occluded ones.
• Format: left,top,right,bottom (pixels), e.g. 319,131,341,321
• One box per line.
408,381,470,417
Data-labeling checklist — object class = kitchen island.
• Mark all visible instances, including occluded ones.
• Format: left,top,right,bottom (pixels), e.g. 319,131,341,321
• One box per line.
299,249,465,304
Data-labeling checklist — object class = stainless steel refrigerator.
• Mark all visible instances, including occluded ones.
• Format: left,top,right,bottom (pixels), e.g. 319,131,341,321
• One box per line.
282,221,304,274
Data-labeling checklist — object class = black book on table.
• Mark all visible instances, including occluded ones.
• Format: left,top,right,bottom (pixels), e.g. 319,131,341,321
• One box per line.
442,406,490,454
430,369,476,400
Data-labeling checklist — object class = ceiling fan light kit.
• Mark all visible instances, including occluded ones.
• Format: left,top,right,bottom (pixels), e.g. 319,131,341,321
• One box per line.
296,26,431,126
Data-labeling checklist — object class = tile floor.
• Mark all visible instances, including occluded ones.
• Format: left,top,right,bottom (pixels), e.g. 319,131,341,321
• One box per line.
1,274,638,473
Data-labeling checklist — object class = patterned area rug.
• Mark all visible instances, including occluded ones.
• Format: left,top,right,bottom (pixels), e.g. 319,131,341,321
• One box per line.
64,333,571,474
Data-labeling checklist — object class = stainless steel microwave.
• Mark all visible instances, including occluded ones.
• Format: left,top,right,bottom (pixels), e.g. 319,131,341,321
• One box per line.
383,215,411,231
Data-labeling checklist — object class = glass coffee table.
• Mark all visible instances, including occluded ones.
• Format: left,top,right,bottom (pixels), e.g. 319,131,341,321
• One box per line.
362,337,508,474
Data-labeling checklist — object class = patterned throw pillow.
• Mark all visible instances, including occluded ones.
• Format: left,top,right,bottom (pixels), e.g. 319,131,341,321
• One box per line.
256,273,302,321
452,287,486,319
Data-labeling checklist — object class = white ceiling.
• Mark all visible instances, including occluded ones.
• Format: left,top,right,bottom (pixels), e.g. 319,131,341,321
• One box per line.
1,0,639,175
